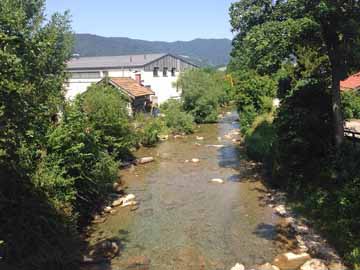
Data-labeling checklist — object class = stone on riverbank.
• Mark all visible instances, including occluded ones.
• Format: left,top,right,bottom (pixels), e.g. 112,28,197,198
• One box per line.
159,134,169,141
300,259,328,270
230,263,245,270
104,206,112,213
274,205,288,217
196,136,204,140
191,158,200,163
112,198,124,207
257,263,280,270
273,252,311,270
123,194,136,203
210,178,224,184
136,157,154,165
91,216,106,224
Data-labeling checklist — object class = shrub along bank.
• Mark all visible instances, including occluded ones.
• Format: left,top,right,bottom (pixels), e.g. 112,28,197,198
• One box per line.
229,0,360,267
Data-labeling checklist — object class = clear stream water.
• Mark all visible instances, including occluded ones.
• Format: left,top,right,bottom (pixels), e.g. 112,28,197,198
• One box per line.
86,112,284,270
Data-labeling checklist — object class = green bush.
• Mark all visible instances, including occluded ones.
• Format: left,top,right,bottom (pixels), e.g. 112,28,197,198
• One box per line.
81,83,137,159
176,69,230,123
233,70,277,133
39,101,118,223
341,91,360,120
244,113,275,163
161,99,195,134
134,114,164,146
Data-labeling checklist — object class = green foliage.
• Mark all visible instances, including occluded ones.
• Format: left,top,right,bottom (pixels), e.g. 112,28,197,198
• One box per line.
0,1,81,269
177,69,232,123
134,114,164,146
272,80,333,190
244,113,275,163
229,0,360,267
161,99,195,134
233,71,276,133
41,101,118,222
81,83,137,159
341,91,360,120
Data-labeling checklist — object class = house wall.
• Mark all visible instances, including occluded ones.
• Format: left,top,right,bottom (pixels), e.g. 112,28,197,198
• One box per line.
65,55,196,103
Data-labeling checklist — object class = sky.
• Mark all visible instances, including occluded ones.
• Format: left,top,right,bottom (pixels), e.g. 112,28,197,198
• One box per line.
45,0,234,42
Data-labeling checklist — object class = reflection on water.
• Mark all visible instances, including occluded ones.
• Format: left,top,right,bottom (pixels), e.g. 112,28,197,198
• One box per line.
87,112,283,270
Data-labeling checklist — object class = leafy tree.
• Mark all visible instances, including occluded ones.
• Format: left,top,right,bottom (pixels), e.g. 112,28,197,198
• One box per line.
0,0,79,269
176,69,230,123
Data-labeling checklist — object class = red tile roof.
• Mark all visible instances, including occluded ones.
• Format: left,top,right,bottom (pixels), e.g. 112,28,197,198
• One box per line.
341,72,360,92
108,77,154,98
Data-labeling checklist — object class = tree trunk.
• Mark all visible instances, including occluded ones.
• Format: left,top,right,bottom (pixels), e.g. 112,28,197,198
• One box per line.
331,67,344,148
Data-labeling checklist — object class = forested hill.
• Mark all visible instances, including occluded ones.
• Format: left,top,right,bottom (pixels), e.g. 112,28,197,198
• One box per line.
73,34,232,67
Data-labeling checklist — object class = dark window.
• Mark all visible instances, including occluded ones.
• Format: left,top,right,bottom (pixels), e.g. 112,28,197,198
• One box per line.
163,67,168,77
171,68,176,76
153,67,159,77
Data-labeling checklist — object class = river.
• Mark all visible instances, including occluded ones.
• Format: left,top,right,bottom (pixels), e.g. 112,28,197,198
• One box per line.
85,112,285,270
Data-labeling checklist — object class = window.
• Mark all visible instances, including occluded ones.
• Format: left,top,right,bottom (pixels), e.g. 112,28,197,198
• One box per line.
153,67,159,77
70,71,101,79
163,67,168,77
171,68,176,77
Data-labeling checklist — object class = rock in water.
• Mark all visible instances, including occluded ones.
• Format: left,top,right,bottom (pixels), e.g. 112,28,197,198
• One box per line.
273,252,311,270
136,157,154,164
230,263,245,270
300,259,328,270
210,178,224,184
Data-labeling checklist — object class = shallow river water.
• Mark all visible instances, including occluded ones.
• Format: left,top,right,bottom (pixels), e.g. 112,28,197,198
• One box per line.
87,112,284,270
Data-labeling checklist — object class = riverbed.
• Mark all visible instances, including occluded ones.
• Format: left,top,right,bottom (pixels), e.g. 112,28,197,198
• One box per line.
86,112,285,270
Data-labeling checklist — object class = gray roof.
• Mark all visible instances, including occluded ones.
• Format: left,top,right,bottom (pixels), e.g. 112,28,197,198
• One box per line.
67,53,167,70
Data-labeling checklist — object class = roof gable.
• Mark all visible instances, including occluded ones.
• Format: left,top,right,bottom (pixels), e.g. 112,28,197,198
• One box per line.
341,72,360,92
102,77,154,98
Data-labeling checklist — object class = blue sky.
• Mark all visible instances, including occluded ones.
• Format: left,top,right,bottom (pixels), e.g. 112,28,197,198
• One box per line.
45,0,234,42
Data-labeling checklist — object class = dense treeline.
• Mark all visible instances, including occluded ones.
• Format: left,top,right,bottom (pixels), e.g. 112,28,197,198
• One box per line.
0,1,233,267
229,0,360,267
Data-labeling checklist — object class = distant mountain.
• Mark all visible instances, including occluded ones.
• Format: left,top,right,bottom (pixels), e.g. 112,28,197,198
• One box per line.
73,34,232,67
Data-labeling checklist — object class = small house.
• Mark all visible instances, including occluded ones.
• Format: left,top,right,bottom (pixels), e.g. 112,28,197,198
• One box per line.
98,77,155,115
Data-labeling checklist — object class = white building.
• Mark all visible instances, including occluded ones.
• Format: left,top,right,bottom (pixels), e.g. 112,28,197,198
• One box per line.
65,53,198,104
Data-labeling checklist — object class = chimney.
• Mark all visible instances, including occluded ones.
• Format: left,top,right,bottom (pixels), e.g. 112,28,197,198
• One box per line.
130,56,133,63
135,73,141,84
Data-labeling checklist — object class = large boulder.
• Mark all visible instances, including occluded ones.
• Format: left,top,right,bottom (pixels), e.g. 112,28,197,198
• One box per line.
273,252,311,270
300,259,328,270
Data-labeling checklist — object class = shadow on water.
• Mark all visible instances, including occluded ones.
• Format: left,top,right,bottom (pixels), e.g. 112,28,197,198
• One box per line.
253,223,278,241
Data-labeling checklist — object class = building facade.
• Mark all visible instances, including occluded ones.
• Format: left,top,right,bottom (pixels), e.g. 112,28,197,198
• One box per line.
66,53,197,104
